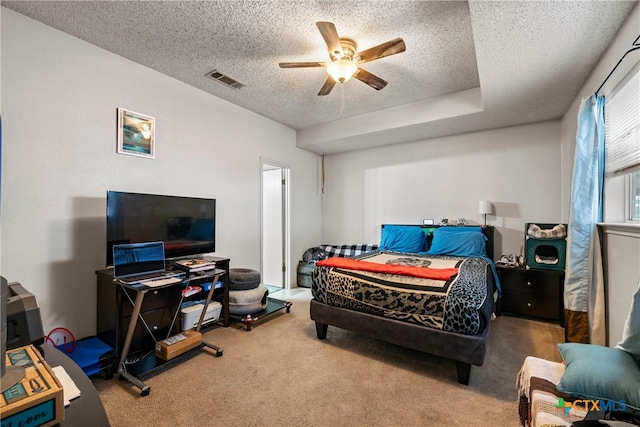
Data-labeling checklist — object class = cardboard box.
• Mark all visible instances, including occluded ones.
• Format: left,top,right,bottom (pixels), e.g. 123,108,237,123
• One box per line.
1,344,64,427
155,330,201,361
181,301,222,331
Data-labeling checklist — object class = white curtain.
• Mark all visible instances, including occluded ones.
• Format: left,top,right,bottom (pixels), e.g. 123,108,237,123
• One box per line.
564,94,606,345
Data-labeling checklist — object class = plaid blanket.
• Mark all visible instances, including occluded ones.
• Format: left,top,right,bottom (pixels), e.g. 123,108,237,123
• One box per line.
302,244,378,263
319,244,378,258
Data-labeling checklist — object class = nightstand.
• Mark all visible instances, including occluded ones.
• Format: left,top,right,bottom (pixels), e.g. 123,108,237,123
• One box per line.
498,266,564,323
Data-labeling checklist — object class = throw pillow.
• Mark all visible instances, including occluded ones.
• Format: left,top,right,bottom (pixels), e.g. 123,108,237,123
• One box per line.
379,225,426,253
556,343,640,411
427,229,487,257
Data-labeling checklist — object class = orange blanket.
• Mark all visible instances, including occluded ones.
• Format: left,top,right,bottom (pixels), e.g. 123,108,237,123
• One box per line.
316,257,459,281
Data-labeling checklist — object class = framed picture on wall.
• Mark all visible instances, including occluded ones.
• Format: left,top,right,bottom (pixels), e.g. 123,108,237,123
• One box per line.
117,108,155,159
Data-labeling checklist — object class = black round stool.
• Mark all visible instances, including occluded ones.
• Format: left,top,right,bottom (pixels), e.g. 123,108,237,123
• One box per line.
228,268,268,316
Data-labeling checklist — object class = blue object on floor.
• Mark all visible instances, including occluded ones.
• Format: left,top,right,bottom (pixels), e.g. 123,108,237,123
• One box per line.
57,336,114,377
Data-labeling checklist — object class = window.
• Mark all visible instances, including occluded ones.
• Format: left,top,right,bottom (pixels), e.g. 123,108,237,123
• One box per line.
632,171,640,220
605,64,640,223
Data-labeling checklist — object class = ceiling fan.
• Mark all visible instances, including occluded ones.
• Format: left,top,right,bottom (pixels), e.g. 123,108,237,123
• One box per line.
279,22,406,96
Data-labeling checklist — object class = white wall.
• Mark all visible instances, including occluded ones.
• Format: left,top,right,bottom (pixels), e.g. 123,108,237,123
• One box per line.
321,120,563,258
601,226,640,346
560,3,639,221
320,3,640,283
559,3,640,345
0,8,322,338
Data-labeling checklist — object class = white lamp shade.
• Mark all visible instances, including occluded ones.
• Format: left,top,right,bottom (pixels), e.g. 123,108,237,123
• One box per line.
479,200,492,215
326,60,358,83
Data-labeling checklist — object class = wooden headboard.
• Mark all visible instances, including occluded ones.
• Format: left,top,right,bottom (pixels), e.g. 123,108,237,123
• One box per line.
381,224,495,261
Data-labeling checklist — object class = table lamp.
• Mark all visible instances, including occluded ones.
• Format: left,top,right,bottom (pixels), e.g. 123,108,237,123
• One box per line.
479,201,492,227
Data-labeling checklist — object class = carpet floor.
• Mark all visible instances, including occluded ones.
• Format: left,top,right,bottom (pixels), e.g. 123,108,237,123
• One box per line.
93,289,564,426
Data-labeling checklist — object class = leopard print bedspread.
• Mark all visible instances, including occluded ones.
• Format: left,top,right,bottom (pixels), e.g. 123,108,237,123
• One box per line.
311,250,490,335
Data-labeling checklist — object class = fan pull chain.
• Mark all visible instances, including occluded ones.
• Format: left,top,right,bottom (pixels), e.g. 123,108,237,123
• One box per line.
340,84,345,118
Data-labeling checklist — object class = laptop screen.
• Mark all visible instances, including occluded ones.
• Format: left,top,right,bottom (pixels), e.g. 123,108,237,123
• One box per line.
112,241,166,278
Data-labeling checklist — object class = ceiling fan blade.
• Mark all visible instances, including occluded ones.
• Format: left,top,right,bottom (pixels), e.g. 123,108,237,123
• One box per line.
355,38,406,64
316,22,343,58
318,76,337,96
353,68,388,91
279,62,327,68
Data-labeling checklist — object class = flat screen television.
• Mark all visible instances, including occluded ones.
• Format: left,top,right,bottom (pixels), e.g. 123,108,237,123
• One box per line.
106,191,215,266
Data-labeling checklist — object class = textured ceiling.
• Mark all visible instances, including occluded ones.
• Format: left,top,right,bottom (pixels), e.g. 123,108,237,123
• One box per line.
2,1,637,154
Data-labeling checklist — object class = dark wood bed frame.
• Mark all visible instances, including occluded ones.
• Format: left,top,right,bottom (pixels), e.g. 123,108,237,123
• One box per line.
310,225,496,385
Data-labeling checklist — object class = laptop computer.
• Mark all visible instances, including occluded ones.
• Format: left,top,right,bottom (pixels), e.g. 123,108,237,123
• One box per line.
112,241,183,287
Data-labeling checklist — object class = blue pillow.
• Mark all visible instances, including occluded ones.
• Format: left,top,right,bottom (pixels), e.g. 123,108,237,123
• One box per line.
427,229,487,257
379,226,426,252
557,343,640,411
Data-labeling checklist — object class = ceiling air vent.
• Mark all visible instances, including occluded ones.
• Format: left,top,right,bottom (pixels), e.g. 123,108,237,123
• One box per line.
206,69,244,89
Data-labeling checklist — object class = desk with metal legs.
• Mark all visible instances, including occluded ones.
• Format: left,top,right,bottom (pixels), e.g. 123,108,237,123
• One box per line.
115,271,224,396
116,286,154,395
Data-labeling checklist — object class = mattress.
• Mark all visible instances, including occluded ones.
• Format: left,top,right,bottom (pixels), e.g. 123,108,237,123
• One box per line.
312,250,494,335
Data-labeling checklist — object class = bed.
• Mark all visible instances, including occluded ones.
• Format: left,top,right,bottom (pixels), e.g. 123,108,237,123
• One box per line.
310,224,499,385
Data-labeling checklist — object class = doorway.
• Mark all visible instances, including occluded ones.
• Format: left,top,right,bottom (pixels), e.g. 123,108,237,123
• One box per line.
261,161,290,289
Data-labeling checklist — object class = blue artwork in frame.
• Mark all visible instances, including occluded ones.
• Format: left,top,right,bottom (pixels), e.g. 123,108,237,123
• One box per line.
117,108,155,159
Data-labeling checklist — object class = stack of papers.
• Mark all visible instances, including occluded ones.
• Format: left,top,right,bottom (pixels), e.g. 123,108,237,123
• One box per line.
52,365,81,406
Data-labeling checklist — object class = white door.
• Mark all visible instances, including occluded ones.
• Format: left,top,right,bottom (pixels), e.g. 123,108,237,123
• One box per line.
262,162,289,288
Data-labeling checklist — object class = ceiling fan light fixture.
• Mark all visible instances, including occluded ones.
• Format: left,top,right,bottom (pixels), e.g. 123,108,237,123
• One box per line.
326,60,357,83
280,22,405,95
